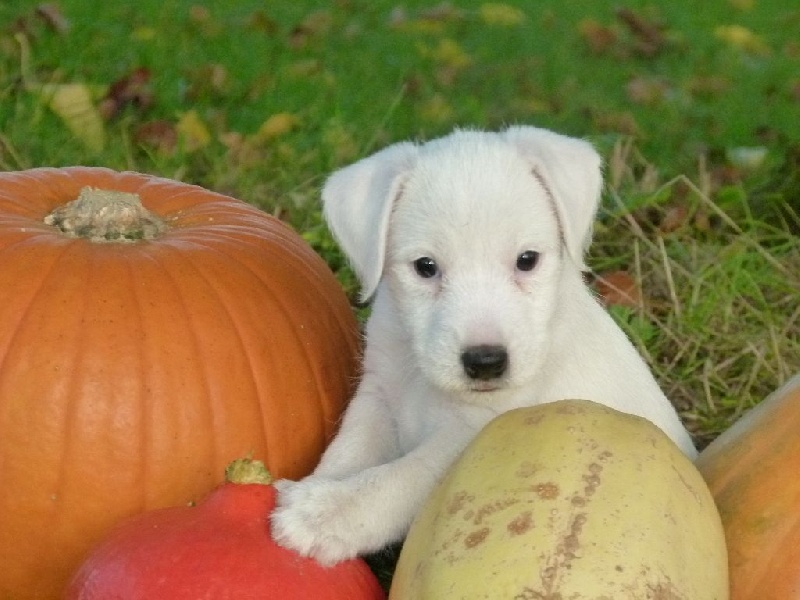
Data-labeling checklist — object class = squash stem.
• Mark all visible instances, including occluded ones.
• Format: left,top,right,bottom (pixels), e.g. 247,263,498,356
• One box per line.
44,186,167,242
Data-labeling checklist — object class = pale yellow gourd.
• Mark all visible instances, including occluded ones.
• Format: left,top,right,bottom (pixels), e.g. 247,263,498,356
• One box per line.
390,400,728,600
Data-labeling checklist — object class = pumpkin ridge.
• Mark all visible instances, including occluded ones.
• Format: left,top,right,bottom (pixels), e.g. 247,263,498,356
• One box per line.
146,242,225,474
48,245,94,541
217,223,360,433
121,250,155,510
0,239,75,368
160,238,275,467
198,231,352,453
164,235,304,469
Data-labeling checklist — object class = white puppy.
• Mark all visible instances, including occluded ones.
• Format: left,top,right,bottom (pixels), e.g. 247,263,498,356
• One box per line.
271,126,697,565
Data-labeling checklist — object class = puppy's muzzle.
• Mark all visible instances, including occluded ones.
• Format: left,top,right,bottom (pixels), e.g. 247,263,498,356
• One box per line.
461,345,508,381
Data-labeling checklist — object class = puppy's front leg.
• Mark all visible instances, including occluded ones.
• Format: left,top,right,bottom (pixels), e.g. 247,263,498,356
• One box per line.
271,422,474,565
312,378,401,480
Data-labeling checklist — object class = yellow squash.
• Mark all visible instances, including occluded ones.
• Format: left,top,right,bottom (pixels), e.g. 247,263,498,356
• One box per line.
390,400,728,599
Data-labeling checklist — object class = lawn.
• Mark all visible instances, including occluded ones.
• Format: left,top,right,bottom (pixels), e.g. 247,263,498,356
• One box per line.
1,0,798,454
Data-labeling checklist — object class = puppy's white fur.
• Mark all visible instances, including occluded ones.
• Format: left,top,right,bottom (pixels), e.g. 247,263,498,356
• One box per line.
271,126,697,565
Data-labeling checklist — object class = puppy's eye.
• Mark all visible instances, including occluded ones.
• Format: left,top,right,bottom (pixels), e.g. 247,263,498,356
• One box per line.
516,250,540,272
413,256,439,278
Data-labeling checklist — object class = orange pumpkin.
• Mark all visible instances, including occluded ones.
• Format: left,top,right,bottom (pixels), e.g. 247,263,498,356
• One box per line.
696,373,800,600
0,167,360,599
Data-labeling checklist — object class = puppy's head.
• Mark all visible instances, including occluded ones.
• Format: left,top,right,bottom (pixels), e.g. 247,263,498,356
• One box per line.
322,126,602,400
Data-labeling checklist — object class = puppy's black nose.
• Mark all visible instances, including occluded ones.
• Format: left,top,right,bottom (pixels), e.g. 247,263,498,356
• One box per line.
461,345,508,380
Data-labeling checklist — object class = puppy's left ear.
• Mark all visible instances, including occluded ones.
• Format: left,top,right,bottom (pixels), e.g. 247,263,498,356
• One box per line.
503,126,603,270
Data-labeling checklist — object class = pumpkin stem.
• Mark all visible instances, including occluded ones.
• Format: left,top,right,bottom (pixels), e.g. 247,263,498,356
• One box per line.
225,458,274,486
44,186,167,242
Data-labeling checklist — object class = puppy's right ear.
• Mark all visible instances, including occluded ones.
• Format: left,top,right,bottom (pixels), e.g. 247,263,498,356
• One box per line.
322,142,419,301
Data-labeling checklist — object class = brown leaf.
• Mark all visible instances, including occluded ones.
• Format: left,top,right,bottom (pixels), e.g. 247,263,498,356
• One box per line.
626,76,669,105
185,63,229,101
99,67,153,120
578,19,617,55
659,202,690,233
134,120,177,154
790,79,800,102
289,10,332,49
591,110,640,136
615,7,666,57
595,271,642,308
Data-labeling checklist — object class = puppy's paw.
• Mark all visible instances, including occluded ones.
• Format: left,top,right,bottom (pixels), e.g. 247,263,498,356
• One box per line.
270,477,366,566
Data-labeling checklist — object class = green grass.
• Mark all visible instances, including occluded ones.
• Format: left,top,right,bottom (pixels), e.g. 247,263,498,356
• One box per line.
2,1,799,441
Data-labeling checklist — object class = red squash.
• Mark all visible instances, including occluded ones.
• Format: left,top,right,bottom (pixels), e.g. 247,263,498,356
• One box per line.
65,459,386,599
696,373,800,600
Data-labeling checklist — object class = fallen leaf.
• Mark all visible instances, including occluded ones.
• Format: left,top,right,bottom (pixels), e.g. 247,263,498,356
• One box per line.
389,3,462,33
790,79,800,102
35,83,106,152
715,25,770,55
289,10,332,49
688,74,730,99
418,93,454,124
254,113,301,142
591,110,640,136
134,120,177,154
616,7,666,57
176,110,212,151
626,76,669,105
419,3,464,22
322,121,359,163
659,202,690,233
578,19,617,54
421,38,472,70
479,3,526,27
99,67,152,120
595,271,642,308
185,63,229,101
16,31,105,151
245,11,276,36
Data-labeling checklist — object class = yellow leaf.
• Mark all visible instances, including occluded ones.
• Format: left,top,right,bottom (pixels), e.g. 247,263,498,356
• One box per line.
480,3,526,26
176,110,212,151
17,32,105,152
419,94,454,124
254,113,301,142
715,25,770,55
437,39,472,69
131,26,157,41
35,83,106,153
729,0,755,10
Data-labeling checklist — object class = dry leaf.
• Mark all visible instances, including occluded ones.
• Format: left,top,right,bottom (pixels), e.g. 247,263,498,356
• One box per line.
254,113,301,142
479,3,526,27
419,93,454,124
134,120,177,154
595,271,642,308
715,25,770,55
578,19,617,54
99,67,152,120
16,31,104,151
660,203,690,233
35,83,106,152
176,110,212,151
616,7,666,57
424,38,472,70
626,76,669,105
289,10,332,48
